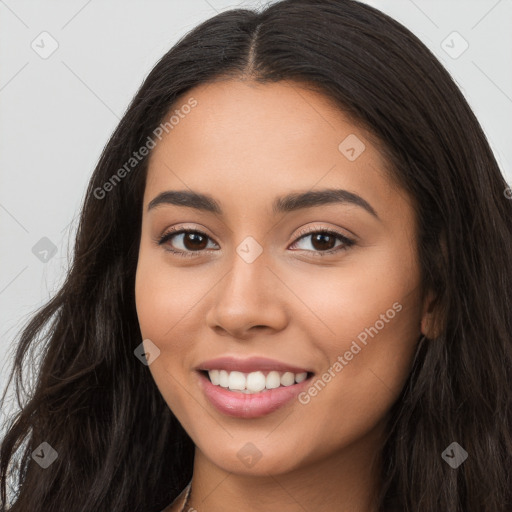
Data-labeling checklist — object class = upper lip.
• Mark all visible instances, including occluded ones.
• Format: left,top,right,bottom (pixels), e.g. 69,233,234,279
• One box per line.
196,356,313,374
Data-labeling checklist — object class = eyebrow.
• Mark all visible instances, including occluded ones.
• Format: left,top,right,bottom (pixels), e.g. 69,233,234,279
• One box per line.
147,188,379,220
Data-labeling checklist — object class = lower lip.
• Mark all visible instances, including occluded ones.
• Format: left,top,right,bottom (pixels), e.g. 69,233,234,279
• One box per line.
198,371,312,419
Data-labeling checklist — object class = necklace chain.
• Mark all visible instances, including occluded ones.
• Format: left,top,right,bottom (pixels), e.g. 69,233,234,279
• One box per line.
178,481,192,512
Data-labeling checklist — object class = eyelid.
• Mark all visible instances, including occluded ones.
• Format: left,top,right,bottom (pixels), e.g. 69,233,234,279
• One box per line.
293,224,356,241
154,224,218,247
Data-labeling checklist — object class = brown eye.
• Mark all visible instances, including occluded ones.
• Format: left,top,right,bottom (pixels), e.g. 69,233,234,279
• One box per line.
289,228,355,256
309,232,337,251
158,229,219,257
182,232,208,251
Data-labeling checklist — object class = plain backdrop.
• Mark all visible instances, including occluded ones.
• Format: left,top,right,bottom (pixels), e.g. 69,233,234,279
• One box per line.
1,0,511,424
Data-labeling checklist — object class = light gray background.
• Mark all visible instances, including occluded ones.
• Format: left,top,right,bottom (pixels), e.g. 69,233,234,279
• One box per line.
1,0,511,414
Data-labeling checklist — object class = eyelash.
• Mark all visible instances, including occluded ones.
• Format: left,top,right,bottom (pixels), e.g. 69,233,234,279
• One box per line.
155,225,355,258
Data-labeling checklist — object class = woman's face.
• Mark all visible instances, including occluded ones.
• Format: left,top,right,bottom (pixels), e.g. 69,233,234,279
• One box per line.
135,79,431,476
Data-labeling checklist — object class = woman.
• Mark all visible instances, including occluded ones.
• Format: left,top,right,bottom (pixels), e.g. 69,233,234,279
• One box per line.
1,1,511,511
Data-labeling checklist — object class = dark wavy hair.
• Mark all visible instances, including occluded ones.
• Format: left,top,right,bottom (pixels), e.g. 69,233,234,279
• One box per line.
1,0,511,510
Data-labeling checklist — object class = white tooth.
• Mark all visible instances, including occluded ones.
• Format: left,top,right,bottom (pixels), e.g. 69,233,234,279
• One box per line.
211,369,306,391
280,372,295,386
208,369,220,385
246,371,266,392
266,371,281,389
228,371,247,391
295,372,307,383
219,370,229,388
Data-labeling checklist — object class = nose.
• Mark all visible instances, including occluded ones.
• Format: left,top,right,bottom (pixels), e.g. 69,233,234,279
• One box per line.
205,247,289,340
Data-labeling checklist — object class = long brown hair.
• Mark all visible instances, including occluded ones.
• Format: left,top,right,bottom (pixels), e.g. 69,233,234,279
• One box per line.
2,1,511,510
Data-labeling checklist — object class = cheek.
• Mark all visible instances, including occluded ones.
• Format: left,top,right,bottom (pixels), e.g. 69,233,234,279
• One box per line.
285,239,420,342
135,250,204,341
288,242,421,418
134,253,200,413
134,252,201,417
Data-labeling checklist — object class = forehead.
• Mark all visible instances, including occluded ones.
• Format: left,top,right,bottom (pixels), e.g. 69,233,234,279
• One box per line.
144,79,406,220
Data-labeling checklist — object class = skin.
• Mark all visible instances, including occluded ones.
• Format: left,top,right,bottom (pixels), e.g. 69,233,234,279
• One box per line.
135,79,437,512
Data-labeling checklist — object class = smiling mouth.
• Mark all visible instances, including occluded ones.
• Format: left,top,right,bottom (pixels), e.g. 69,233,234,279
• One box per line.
198,369,315,394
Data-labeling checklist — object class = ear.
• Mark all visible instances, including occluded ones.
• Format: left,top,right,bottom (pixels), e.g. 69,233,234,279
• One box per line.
420,289,440,339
